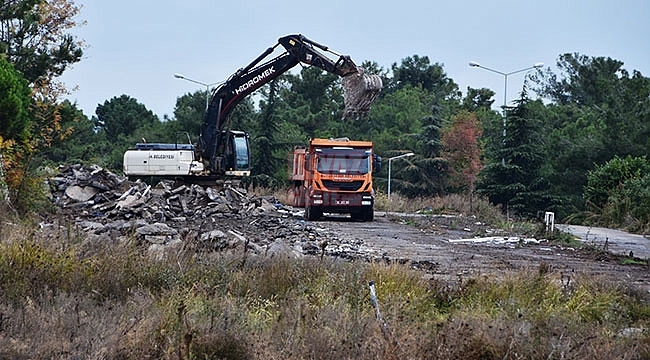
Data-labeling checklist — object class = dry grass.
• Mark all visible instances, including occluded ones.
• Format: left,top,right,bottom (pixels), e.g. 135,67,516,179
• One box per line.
374,191,504,220
1,215,649,359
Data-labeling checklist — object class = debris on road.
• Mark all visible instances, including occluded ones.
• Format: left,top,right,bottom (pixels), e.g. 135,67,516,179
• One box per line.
448,236,544,247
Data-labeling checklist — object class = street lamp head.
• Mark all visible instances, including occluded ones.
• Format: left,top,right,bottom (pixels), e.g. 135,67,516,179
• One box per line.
469,61,481,67
387,151,414,199
388,152,415,161
173,73,185,79
533,62,544,68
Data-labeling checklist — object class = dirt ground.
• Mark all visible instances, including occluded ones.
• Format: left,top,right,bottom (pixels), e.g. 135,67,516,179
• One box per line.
46,164,650,298
55,199,650,298
312,211,650,295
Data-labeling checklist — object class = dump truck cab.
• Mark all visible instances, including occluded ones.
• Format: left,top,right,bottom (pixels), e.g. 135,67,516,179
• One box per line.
291,138,380,221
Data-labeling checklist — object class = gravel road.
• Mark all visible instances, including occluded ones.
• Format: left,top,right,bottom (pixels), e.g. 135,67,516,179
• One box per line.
317,212,650,294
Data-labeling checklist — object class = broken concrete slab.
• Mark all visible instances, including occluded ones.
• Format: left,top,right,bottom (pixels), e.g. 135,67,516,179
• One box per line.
145,235,169,244
148,238,183,261
266,239,301,259
136,222,179,237
65,185,98,202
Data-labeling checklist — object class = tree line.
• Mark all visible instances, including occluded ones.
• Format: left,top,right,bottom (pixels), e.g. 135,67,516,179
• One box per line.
2,1,650,232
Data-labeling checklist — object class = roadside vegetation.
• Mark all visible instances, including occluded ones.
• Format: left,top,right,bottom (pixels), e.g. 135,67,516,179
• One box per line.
1,210,649,359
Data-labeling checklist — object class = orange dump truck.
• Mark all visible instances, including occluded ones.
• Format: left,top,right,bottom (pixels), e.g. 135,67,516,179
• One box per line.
290,138,381,221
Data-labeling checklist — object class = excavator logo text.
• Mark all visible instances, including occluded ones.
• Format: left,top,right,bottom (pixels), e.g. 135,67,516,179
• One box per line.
234,66,276,95
152,154,174,160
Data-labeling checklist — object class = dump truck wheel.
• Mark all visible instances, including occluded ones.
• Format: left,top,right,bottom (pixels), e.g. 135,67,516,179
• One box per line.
306,206,322,221
290,186,305,207
351,206,373,222
363,206,374,222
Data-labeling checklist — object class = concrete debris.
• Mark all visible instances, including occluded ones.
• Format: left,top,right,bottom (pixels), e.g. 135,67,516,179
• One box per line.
64,185,98,202
45,165,552,267
448,236,544,247
46,164,351,261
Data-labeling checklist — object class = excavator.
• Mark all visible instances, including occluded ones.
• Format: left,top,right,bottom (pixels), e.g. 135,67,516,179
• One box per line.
123,34,382,180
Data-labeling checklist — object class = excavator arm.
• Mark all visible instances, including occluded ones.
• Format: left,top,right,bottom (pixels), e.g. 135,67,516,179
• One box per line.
199,34,382,174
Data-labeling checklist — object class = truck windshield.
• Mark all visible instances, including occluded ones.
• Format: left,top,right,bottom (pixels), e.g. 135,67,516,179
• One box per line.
316,149,370,175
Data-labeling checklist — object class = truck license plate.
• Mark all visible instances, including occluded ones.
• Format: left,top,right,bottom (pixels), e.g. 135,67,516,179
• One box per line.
336,200,349,205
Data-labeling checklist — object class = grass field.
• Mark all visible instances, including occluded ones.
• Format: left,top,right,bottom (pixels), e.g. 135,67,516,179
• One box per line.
1,210,649,359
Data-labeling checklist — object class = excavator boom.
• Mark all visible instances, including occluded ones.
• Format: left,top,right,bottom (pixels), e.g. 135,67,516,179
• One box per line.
197,34,382,177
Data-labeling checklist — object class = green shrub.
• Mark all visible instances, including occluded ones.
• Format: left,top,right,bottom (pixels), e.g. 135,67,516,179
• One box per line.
584,155,650,232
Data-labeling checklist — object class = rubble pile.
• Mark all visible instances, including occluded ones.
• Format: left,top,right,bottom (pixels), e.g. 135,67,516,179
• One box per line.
46,164,363,260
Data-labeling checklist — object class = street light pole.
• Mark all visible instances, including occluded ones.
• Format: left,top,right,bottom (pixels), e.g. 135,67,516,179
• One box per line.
173,73,221,112
468,61,543,165
387,152,414,199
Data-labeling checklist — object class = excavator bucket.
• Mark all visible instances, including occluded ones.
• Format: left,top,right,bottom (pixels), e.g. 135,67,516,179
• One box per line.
341,67,383,119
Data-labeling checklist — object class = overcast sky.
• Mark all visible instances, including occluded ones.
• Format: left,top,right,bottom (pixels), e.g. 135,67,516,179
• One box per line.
59,0,650,120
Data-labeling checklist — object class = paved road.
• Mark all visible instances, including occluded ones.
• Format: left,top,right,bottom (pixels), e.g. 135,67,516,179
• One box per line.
556,224,650,259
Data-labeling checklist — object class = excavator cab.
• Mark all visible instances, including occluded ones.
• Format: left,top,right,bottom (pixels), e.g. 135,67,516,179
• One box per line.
219,131,250,177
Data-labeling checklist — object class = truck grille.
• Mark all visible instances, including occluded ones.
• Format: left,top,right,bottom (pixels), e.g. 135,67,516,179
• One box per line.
321,180,364,191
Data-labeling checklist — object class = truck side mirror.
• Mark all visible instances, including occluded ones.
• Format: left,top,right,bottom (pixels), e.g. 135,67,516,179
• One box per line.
373,154,382,173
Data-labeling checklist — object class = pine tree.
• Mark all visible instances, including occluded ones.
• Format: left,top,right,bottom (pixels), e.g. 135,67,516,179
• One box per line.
477,96,556,218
